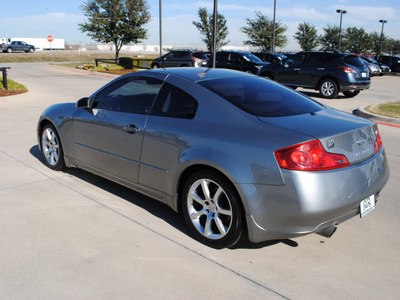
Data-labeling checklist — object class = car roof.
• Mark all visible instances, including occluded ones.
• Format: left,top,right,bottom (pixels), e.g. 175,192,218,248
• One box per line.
134,67,252,83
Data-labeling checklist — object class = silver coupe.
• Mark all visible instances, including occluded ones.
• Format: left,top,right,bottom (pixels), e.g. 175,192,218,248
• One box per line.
37,68,389,248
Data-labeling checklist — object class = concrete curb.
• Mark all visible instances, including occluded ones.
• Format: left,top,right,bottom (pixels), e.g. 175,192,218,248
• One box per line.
353,105,400,126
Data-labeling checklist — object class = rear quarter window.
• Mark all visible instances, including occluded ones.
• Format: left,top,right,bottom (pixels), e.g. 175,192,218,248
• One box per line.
198,76,323,117
344,56,364,67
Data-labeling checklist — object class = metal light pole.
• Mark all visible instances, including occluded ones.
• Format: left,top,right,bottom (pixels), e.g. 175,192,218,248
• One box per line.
159,0,162,57
379,20,387,55
336,9,347,52
212,0,218,68
272,0,276,52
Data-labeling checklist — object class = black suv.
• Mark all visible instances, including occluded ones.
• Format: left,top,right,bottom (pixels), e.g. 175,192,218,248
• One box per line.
214,51,270,74
151,50,208,68
257,51,370,98
377,55,400,72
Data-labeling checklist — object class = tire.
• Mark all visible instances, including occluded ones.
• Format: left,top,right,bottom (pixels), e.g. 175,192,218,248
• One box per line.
41,124,65,171
29,48,34,53
7,48,12,53
151,63,159,69
319,79,338,99
181,170,244,249
342,90,360,98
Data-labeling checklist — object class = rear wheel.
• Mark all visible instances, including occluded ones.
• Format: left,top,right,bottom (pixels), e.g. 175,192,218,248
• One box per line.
7,48,12,53
181,170,244,249
342,90,360,98
319,79,338,99
151,63,160,69
41,124,65,171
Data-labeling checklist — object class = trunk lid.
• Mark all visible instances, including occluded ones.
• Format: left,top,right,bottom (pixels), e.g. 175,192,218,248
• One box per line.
258,107,378,165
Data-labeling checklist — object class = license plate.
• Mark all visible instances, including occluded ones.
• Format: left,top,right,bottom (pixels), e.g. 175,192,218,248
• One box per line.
361,72,367,78
360,195,375,218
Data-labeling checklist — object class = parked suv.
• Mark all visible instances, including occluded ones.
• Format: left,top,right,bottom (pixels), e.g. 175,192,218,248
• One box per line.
257,51,370,98
151,50,208,68
213,51,270,74
377,55,400,73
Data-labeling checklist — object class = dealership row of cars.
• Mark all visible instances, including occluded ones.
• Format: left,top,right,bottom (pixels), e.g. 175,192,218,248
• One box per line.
151,49,400,99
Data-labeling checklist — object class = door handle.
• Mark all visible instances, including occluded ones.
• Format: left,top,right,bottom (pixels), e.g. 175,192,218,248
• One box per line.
294,68,300,71
123,124,140,133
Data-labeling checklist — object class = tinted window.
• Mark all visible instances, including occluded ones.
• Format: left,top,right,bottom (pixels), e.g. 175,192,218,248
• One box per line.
192,52,208,59
344,55,364,67
199,76,323,117
242,53,263,63
305,53,324,65
216,52,229,61
291,54,307,65
93,77,163,114
151,83,198,119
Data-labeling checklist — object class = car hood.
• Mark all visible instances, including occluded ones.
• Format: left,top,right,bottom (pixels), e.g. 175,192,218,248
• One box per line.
258,107,378,165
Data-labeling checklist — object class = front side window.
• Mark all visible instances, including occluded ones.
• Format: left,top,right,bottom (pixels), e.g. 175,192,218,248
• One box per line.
92,77,163,114
151,83,198,119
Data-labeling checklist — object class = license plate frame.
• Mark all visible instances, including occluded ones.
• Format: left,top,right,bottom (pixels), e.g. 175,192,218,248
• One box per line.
360,194,375,218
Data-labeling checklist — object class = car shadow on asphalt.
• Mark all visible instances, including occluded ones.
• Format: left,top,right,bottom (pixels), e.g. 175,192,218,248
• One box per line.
30,145,298,250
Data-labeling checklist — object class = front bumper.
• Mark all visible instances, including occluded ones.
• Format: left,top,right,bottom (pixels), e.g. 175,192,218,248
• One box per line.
239,148,389,243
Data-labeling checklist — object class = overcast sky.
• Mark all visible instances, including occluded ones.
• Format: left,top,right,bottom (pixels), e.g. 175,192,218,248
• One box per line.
1,0,398,51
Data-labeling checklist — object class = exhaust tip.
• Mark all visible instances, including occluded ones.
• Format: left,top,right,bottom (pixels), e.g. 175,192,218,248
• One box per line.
316,226,337,238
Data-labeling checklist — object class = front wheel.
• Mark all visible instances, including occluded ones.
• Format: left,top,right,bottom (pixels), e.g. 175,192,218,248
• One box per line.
319,79,338,99
181,170,244,249
29,48,34,53
342,90,360,98
41,124,65,171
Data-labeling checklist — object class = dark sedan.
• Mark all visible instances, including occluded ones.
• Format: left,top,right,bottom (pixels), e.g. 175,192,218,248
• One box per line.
37,68,389,248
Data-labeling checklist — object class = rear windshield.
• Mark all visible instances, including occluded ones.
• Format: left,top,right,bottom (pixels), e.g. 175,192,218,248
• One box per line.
192,52,208,59
199,76,323,117
344,55,364,67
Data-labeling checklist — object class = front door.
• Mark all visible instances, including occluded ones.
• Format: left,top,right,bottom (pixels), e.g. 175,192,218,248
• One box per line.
72,76,163,183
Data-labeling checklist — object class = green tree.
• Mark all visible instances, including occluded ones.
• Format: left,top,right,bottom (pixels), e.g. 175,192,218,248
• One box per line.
241,11,287,51
79,0,150,61
343,27,372,54
192,7,229,52
371,31,393,55
386,38,400,55
294,22,319,51
319,25,340,51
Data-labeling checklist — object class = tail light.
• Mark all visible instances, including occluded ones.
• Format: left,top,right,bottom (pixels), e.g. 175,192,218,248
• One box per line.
339,66,357,73
374,128,382,154
275,140,349,171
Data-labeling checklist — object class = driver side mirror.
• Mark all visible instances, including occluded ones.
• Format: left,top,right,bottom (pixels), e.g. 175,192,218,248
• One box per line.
76,97,90,108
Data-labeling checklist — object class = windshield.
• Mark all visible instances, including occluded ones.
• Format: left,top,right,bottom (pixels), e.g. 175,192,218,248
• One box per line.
199,76,323,117
242,53,263,63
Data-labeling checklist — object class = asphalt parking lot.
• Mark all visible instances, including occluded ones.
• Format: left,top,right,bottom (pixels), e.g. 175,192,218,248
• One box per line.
0,63,399,299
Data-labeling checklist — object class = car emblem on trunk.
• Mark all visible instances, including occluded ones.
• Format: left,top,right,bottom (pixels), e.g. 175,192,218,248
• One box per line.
357,137,365,146
326,138,335,149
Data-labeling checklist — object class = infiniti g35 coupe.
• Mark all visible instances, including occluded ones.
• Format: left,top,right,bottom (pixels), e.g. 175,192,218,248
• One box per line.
37,68,389,248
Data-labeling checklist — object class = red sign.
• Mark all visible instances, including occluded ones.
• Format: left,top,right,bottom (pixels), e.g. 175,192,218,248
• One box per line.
47,35,54,42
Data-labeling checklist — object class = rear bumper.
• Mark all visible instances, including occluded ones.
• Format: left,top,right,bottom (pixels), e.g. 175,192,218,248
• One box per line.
239,147,389,243
340,81,370,92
